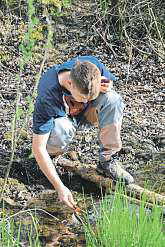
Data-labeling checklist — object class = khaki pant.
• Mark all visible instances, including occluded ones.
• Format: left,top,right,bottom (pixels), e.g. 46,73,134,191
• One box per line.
47,90,124,162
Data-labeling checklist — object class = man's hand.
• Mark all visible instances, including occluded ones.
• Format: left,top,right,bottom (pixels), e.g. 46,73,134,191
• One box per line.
100,76,113,93
57,185,77,209
32,133,76,210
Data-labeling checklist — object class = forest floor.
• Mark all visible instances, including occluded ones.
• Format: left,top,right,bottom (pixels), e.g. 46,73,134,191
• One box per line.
0,0,164,246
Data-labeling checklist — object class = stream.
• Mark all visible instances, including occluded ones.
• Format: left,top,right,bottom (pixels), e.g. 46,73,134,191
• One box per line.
1,166,165,247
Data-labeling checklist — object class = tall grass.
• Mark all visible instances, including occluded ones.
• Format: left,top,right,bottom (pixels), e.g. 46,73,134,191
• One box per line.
0,210,41,247
84,184,165,247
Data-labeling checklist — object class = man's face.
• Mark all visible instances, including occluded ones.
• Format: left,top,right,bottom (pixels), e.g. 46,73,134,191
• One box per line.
70,82,98,103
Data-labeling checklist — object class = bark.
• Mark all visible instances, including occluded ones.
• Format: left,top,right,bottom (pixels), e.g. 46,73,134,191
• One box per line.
57,157,165,206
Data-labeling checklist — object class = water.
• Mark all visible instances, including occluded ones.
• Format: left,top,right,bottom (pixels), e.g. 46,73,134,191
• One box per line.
1,171,165,246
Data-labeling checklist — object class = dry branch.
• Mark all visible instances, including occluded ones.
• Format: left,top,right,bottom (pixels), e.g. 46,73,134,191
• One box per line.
57,157,165,206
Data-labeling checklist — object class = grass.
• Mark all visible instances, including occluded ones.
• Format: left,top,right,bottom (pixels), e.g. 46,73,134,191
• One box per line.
0,209,41,247
84,183,165,247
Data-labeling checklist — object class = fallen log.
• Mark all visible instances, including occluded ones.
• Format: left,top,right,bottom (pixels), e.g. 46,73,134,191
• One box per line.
57,157,165,206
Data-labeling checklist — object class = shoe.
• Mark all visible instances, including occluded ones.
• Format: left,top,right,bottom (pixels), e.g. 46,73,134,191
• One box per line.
96,160,134,185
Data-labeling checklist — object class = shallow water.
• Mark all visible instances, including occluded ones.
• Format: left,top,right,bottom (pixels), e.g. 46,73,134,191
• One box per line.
5,172,164,247
1,161,165,247
11,192,95,246
1,175,102,246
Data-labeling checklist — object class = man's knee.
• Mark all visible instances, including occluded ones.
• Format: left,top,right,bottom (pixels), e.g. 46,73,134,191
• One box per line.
94,90,122,107
93,91,124,128
47,117,76,153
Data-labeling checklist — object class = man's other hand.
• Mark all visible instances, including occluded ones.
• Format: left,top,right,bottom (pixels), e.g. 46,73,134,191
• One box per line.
57,185,77,209
100,76,113,93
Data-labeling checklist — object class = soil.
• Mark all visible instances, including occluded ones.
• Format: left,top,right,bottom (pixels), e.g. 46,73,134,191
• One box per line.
0,0,164,246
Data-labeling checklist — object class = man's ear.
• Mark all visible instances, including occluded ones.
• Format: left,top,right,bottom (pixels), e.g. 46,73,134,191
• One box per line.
69,80,76,90
66,80,72,89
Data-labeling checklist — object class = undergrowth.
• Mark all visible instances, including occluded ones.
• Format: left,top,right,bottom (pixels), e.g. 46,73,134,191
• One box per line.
0,209,41,247
96,0,165,59
84,183,165,247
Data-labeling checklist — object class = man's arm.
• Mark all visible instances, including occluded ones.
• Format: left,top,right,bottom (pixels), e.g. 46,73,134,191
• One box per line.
32,133,76,209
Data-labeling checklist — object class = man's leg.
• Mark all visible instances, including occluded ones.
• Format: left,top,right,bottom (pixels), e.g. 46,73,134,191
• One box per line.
46,116,76,155
79,90,134,184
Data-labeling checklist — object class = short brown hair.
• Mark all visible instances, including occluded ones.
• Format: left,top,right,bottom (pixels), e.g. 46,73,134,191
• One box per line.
70,60,101,98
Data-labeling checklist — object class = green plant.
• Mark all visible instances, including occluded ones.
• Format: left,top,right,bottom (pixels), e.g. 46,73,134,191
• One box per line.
84,184,165,247
0,0,53,201
0,209,41,246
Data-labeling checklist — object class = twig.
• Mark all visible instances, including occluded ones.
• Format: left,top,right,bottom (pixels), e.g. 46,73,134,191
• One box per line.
0,85,21,202
126,44,132,85
123,26,152,55
149,7,164,49
92,25,118,57
3,208,60,221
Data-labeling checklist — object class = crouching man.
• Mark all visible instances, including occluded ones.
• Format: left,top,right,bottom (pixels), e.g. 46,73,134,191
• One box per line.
32,55,134,209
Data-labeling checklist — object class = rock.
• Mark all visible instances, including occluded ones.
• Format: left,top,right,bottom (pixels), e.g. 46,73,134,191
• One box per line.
66,150,79,161
0,197,22,208
0,177,31,207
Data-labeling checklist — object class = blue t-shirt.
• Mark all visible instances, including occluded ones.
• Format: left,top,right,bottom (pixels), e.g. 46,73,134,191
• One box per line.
33,55,117,134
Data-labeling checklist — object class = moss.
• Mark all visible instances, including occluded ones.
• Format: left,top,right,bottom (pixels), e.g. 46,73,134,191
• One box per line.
3,129,30,141
30,25,46,41
19,128,31,140
0,47,11,62
41,0,62,9
0,177,26,190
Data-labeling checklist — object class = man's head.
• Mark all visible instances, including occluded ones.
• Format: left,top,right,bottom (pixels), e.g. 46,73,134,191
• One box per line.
70,60,101,102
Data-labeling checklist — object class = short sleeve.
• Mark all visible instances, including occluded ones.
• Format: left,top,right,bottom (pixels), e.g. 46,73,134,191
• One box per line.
32,98,54,134
99,62,117,81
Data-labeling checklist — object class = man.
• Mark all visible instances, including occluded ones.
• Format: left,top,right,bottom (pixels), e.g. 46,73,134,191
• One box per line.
32,55,134,209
